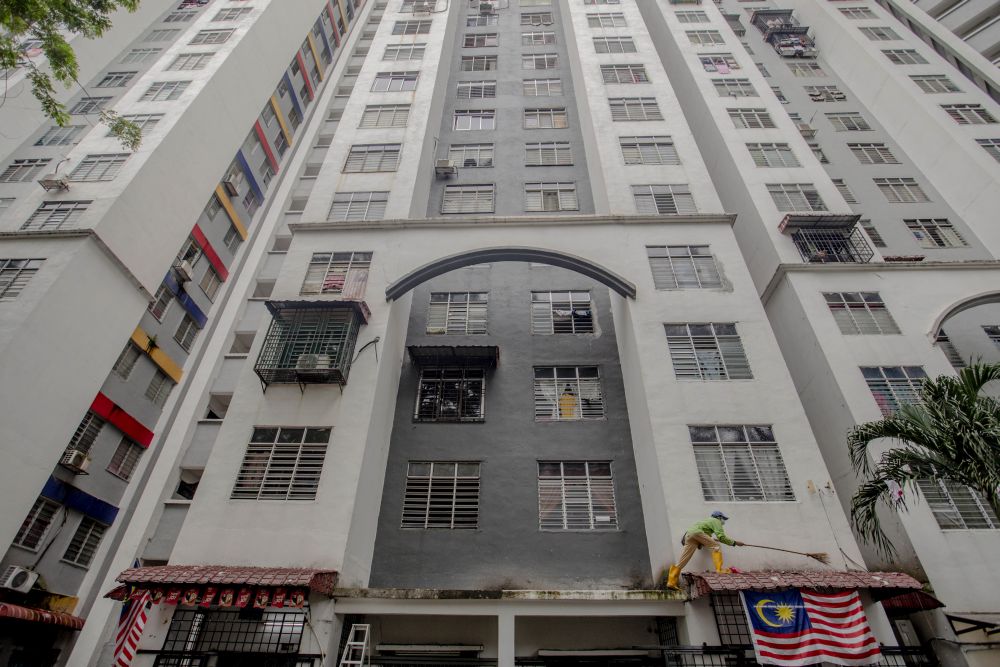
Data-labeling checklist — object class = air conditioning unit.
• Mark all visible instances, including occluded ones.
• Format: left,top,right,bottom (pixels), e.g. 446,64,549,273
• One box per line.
59,448,91,474
296,353,333,370
222,180,239,196
413,1,434,13
174,259,195,283
37,173,70,192
0,566,39,594
479,1,495,14
796,122,816,138
434,159,457,177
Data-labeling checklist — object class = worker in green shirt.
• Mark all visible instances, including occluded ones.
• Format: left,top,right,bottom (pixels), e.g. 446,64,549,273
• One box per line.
666,511,745,589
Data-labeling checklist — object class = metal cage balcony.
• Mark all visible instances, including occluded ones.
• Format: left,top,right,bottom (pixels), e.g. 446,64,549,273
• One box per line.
791,226,875,264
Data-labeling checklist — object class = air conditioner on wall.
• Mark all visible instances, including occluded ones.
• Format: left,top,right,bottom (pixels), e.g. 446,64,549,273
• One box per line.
59,448,91,474
296,354,333,370
174,260,195,283
479,1,495,14
0,567,39,594
435,159,457,177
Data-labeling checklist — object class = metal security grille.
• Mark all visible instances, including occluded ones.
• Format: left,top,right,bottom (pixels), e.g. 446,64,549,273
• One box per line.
468,14,498,26
372,71,418,92
68,411,105,454
538,461,617,530
767,183,826,211
523,31,556,46
531,291,593,334
976,138,1000,162
883,48,926,64
190,29,233,44
910,75,960,94
985,325,1000,347
860,219,886,247
384,44,426,61
457,80,496,99
587,13,627,28
113,343,141,379
231,427,330,500
647,246,722,289
746,143,799,167
700,54,740,72
832,179,857,204
524,182,578,211
620,136,678,165
690,425,794,502
415,369,486,422
840,6,877,18
632,185,696,214
827,112,871,131
344,144,401,172
874,178,930,203
141,81,190,101
14,498,60,550
427,292,488,334
393,20,432,34
859,26,900,40
728,108,774,129
523,54,558,69
360,105,410,128
168,53,215,71
824,292,900,335
0,258,43,300
1,158,51,182
402,462,480,529
442,185,495,213
117,113,164,133
329,192,388,221
213,7,252,20
941,104,997,125
524,108,567,128
162,609,306,653
676,11,710,22
175,315,199,352
22,200,91,231
711,593,753,645
533,367,604,421
687,30,725,45
917,479,999,529
861,366,927,415
301,251,371,296
521,12,554,26
121,47,161,63
523,78,562,96
713,78,756,97
461,56,498,71
593,36,636,53
905,219,966,248
449,143,494,168
107,438,143,480
848,143,898,164
69,153,129,181
454,110,496,130
665,323,752,380
254,305,363,386
146,370,174,406
70,97,111,114
787,61,825,77
601,64,649,83
62,517,106,566
792,226,874,263
35,125,84,146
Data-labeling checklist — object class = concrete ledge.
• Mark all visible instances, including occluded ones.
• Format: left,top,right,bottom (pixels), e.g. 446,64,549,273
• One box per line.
289,213,738,232
332,588,687,602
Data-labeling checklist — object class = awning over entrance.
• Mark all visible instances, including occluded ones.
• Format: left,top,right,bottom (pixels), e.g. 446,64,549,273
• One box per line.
881,590,945,612
686,570,922,599
0,602,85,630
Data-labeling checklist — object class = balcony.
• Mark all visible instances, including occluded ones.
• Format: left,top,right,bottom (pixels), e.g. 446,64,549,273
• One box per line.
750,9,817,57
791,226,874,263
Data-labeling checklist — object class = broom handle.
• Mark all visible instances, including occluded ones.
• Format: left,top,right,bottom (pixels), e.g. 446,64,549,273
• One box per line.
741,543,814,557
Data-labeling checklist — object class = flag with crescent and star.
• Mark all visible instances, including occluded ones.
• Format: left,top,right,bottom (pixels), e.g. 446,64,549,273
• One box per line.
740,589,882,666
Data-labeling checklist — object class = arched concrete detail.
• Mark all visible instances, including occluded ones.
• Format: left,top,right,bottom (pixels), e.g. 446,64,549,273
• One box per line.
384,246,638,300
929,290,1000,338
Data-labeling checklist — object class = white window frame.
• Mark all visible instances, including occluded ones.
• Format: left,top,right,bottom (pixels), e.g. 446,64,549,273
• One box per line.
372,71,418,92
646,245,722,289
601,64,649,84
13,498,60,551
107,438,144,480
22,201,91,231
231,427,331,500
874,177,930,203
383,44,426,61
538,461,618,531
533,366,604,421
343,144,402,172
402,462,481,529
442,184,495,213
360,104,410,128
620,136,679,165
827,112,871,131
523,78,562,96
665,323,752,380
301,251,372,296
632,184,696,214
190,29,234,45
525,141,572,166
824,292,900,335
457,80,497,99
609,97,662,121
861,366,927,415
531,291,594,334
766,183,827,211
460,55,498,71
69,154,129,182
448,143,495,168
61,517,107,567
141,81,190,101
690,425,795,502
905,218,967,248
426,292,488,334
728,108,774,129
746,143,800,167
848,142,899,164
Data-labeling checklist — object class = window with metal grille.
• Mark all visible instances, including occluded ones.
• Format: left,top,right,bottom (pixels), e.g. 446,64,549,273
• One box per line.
214,7,252,20
114,114,164,134
619,136,678,165
525,142,572,166
69,153,129,182
647,246,722,289
427,292,488,334
168,52,215,71
862,366,927,415
584,0,621,4
62,517,107,567
728,108,774,129
148,284,173,320
524,31,557,46
859,219,885,247
831,178,857,204
976,138,1000,162
141,80,190,101
588,12,627,27
691,425,794,501
982,324,1000,347
384,44,426,61
523,107,567,129
372,71,418,92
941,104,997,125
687,30,725,45
402,462,480,528
165,9,197,22
343,144,401,173
523,53,558,69
22,201,91,231
593,36,636,53
0,258,43,301
200,266,222,301
746,143,799,167
301,251,371,296
905,218,966,248
162,609,306,654
767,183,826,211
175,314,200,352
454,110,496,131
525,182,578,211
874,177,929,203
531,291,593,334
145,370,174,406
523,78,562,96
609,97,663,121
521,12,554,26
113,343,142,379
107,438,144,480
675,10,709,22
910,74,960,94
827,112,871,131
601,64,649,84
442,184,495,213
633,184,696,214
464,32,498,47
712,592,754,644
231,427,331,500
468,14,498,26
713,78,756,97
538,461,617,530
121,47,161,63
806,143,828,164
533,366,604,421
96,71,136,87
665,323,752,380
824,292,900,335
146,29,180,41
359,104,410,129
847,142,898,164
859,26,900,40
461,55,498,71
936,333,965,370
449,143,494,168
13,498,60,551
35,125,84,146
414,369,485,422
1,158,51,182
787,61,825,77
457,80,496,99
917,479,999,529
839,6,877,18
699,54,740,72
805,85,846,101
882,48,926,64
190,29,233,45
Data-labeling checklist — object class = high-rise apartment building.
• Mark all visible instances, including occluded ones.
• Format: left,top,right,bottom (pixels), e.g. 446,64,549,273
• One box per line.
0,1,998,666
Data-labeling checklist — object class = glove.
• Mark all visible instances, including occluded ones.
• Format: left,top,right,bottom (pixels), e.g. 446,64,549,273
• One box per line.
734,541,746,547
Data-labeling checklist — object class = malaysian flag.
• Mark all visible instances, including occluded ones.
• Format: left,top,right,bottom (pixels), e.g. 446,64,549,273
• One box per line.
114,587,151,667
741,589,882,666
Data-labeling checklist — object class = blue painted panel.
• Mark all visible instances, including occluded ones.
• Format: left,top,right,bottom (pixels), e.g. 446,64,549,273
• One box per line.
162,272,208,328
41,476,120,525
235,150,264,205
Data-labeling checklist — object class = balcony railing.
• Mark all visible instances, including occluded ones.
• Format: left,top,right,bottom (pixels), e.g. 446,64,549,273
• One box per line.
750,9,817,56
513,647,935,667
792,226,875,264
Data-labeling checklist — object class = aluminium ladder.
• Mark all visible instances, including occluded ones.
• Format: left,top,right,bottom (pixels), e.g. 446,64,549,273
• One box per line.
338,623,371,667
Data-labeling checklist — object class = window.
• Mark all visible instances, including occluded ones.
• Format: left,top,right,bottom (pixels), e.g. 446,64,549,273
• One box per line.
414,369,486,422
832,178,857,204
175,314,199,352
676,10,710,22
427,292,488,334
633,184,696,214
13,498,60,551
531,291,593,334
223,223,242,252
402,462,480,528
728,108,774,128
521,12,554,26
859,26,900,41
882,49,927,65
700,54,740,72
918,479,999,530
941,104,997,125
200,266,222,300
827,112,872,131
214,7,253,20
593,36,636,53
190,29,234,45
665,323,752,380
468,14,498,26
168,52,215,70
984,325,1000,347
809,143,830,164
647,245,722,289
588,12,627,28
805,85,846,101
861,366,927,415
301,251,372,296
787,61,826,77
360,104,410,128
523,31,557,46
534,367,604,420
584,0,621,4
874,177,929,203
520,0,552,5
523,78,562,96
149,284,173,320
687,30,725,45
145,29,180,41
601,64,649,84
96,71,136,87
1,158,51,182
609,97,662,121
372,71,418,92
771,86,788,104
165,9,197,22
22,201,90,231
746,143,800,167
905,218,967,248
620,136,679,165
690,425,794,501
523,107,567,129
848,143,898,164
114,113,164,134
976,138,1000,162
449,143,494,168
523,54,558,70
69,154,129,181
839,6,877,18
454,109,496,130
62,517,106,567
910,74,960,94
121,47,161,64
461,55,498,71
525,182,578,211
329,192,388,221
442,184,495,213
824,292,900,334
112,343,142,379
713,78,756,97
231,427,331,500
162,609,306,654
767,183,826,211
36,125,84,146
178,237,202,265
343,144,401,172
525,141,572,166
457,80,496,99
860,219,886,247
463,32,498,47
538,461,618,531
141,80,190,101
384,44,426,60
392,20,432,34
107,438,143,480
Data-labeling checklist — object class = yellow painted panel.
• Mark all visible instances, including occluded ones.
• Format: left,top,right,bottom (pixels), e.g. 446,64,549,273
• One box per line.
306,34,324,81
131,327,183,383
270,95,293,145
214,184,248,240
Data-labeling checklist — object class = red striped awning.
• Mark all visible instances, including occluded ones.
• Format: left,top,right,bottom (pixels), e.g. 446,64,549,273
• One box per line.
0,603,85,630
686,570,922,599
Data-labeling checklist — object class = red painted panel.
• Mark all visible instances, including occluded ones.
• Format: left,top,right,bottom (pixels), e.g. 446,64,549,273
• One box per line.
327,3,340,46
191,225,229,281
90,393,154,448
295,52,315,100
254,121,279,172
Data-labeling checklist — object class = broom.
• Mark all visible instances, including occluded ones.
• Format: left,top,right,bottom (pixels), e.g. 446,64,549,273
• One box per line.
741,543,830,565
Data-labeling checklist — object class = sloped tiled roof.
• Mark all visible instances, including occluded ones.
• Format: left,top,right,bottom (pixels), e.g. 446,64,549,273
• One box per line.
115,565,338,595
686,570,922,598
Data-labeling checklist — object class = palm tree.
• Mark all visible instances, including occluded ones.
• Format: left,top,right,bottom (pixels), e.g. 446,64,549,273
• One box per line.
848,362,1000,555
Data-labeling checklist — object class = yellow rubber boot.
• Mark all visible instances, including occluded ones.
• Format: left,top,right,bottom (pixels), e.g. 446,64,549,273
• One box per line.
712,551,731,574
666,565,681,590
